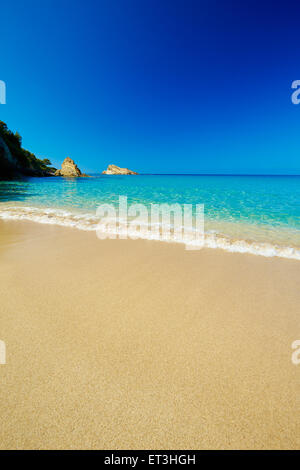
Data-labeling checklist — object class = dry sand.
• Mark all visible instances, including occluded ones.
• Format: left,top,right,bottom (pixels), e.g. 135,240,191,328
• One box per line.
0,220,299,449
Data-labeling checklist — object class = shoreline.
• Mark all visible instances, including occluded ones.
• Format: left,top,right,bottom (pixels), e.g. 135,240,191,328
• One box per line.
0,219,299,449
0,205,300,261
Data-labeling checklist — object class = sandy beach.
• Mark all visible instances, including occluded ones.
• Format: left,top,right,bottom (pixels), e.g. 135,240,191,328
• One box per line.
0,219,299,449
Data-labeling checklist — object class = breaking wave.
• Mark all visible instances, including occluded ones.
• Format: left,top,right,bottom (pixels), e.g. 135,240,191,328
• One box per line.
0,205,300,260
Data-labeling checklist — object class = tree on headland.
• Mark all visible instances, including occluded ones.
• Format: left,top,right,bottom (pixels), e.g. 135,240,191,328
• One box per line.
14,131,22,146
0,120,56,177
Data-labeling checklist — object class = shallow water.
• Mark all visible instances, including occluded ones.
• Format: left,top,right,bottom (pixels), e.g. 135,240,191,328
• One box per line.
0,174,299,259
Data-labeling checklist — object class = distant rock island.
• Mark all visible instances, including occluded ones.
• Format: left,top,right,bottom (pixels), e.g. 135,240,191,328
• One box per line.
55,157,89,177
102,164,138,175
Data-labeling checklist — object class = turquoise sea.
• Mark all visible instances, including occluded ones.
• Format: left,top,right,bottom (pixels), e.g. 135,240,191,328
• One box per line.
0,175,300,259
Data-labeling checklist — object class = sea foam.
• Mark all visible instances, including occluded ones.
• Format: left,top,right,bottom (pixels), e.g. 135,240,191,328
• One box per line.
1,205,300,261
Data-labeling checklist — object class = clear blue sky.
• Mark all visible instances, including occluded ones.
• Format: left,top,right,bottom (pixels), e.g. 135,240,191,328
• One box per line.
1,0,300,174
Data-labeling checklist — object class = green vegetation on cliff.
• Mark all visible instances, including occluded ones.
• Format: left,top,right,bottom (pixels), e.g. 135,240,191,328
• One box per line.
0,121,56,178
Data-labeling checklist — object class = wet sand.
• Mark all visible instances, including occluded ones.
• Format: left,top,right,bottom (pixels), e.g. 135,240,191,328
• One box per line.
0,220,299,449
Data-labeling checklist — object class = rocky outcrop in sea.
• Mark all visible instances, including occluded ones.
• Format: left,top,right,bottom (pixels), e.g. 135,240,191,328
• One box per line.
102,164,138,175
55,157,89,177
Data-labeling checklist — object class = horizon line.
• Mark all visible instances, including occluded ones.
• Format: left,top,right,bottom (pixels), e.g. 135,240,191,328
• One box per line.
91,173,300,177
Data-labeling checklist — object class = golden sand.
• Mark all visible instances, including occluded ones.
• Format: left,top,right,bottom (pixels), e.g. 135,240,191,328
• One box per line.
0,220,299,449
